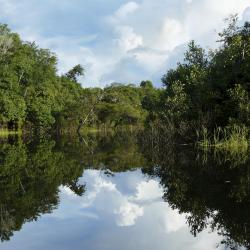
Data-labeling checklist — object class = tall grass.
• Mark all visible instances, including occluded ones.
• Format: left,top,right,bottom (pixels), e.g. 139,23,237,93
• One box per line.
197,125,249,154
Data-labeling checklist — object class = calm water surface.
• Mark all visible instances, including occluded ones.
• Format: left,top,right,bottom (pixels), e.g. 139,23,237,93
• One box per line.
0,132,249,250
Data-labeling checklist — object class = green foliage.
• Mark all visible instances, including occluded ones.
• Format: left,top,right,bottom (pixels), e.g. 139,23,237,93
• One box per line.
94,83,147,127
142,16,250,144
227,84,250,125
0,90,26,124
2,15,250,141
0,24,148,132
140,80,153,89
198,124,249,154
163,80,190,123
65,64,84,82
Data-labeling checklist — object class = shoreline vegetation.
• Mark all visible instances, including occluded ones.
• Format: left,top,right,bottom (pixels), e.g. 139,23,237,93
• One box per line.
197,125,249,153
0,15,250,154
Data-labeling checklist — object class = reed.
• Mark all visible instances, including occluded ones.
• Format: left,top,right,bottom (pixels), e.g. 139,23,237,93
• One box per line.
197,125,249,154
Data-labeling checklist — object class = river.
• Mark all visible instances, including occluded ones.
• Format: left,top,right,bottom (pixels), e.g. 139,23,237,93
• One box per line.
0,131,249,249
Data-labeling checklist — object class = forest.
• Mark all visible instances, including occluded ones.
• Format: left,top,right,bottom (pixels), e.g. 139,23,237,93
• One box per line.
0,23,154,133
0,15,250,147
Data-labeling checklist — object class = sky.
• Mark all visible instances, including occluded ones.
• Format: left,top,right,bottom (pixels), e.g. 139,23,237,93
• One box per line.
0,0,250,87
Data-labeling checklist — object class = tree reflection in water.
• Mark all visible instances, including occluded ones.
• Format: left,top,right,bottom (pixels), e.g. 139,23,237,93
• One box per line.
0,131,250,249
140,134,250,249
0,137,85,241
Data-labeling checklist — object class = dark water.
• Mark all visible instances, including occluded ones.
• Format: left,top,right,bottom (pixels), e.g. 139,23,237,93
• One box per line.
0,132,250,250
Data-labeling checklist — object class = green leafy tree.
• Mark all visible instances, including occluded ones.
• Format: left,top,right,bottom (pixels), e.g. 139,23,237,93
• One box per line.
65,64,84,82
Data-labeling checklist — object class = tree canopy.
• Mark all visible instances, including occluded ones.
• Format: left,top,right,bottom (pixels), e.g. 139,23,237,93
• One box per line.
0,24,153,133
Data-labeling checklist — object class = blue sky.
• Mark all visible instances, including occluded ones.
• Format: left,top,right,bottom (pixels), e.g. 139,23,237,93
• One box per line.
0,0,250,87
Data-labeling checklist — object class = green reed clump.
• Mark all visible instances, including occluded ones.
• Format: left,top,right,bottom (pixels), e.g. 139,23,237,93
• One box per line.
197,125,249,154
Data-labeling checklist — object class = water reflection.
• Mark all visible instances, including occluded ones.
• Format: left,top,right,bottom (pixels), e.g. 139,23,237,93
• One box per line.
0,132,249,249
140,138,250,250
0,138,85,242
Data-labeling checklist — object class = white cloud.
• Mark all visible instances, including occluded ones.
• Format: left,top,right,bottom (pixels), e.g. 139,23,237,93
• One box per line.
60,186,77,198
155,17,189,51
114,1,139,20
8,169,228,250
55,171,164,227
133,180,163,201
77,171,145,226
114,25,143,52
0,0,250,87
79,171,118,208
205,0,249,16
115,202,144,226
163,208,186,233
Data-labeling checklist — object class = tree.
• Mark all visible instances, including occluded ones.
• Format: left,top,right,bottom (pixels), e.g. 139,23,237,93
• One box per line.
140,80,153,89
146,16,250,135
0,90,26,129
227,84,250,125
65,64,84,82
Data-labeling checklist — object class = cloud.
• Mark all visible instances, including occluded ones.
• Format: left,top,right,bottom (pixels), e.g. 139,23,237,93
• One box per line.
0,0,250,87
57,171,165,227
78,171,145,226
243,7,250,21
163,207,186,233
115,179,163,226
133,180,163,202
114,25,143,52
58,170,224,250
115,202,144,226
6,169,227,250
114,1,139,20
